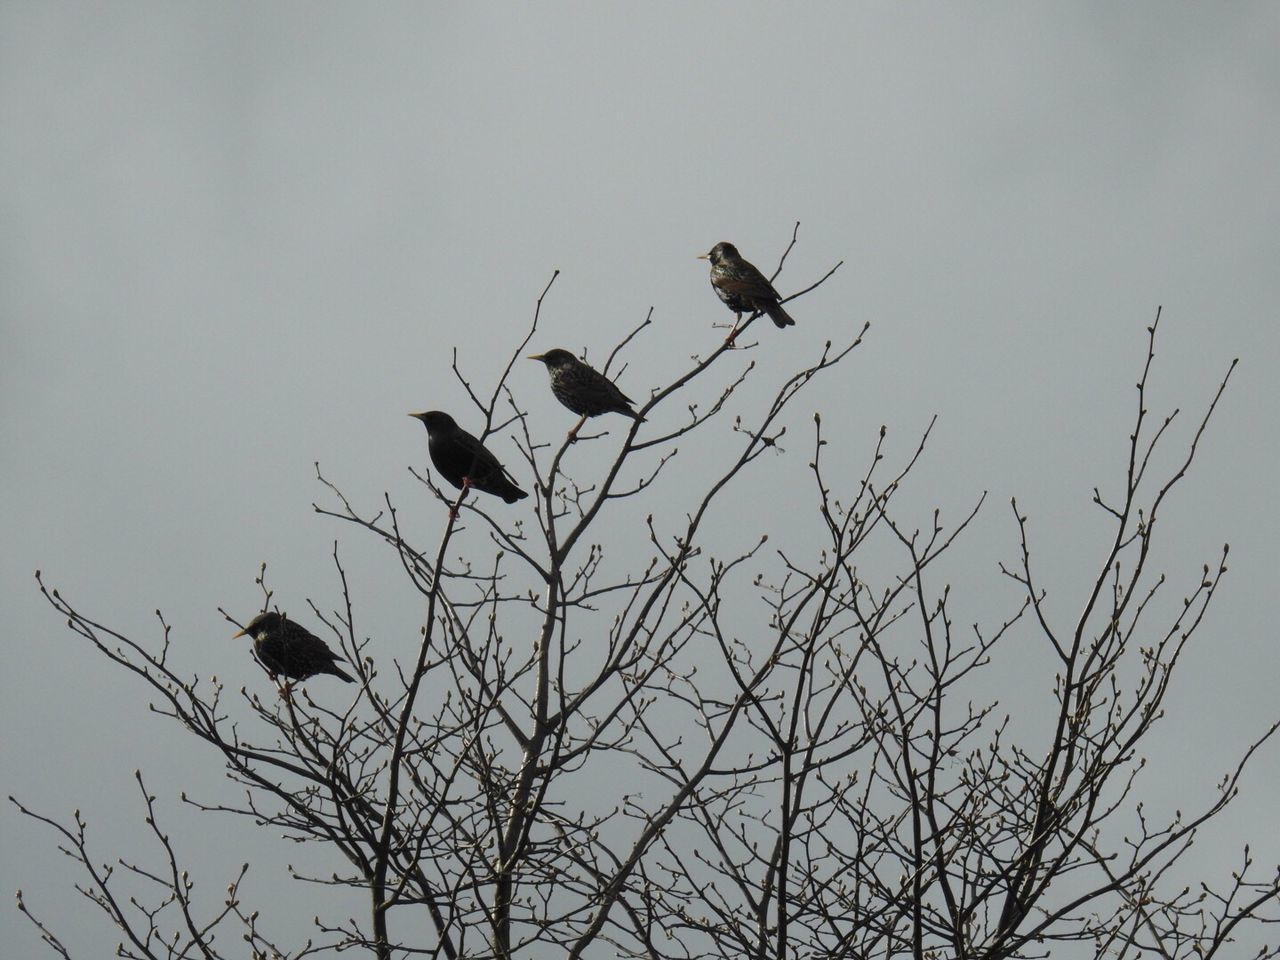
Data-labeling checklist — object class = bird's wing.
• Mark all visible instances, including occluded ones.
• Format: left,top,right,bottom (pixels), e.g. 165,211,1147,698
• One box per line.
286,624,329,657
607,380,636,407
589,367,635,406
716,263,780,302
458,431,509,477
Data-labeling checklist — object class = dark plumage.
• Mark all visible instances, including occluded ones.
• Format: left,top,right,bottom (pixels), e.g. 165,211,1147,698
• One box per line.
529,349,642,427
698,241,795,329
408,410,528,504
233,611,355,684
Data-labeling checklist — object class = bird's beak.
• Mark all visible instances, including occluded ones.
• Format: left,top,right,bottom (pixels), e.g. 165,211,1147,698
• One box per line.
696,253,709,260
408,412,425,420
231,628,248,639
527,353,545,362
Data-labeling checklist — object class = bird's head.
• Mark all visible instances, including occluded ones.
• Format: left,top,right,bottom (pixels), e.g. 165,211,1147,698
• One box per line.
408,410,455,433
528,348,576,370
233,610,282,640
698,242,738,265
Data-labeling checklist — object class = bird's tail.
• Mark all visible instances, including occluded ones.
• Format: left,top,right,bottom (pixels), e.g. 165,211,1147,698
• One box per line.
765,302,796,328
329,663,356,683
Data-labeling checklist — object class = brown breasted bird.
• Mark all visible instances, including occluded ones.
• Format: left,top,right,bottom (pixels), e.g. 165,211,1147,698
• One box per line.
408,410,528,504
233,611,355,688
699,241,795,329
529,348,642,437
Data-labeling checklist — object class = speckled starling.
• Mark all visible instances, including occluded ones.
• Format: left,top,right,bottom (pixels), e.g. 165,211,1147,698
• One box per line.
233,611,355,684
529,349,643,431
699,241,795,329
408,410,528,503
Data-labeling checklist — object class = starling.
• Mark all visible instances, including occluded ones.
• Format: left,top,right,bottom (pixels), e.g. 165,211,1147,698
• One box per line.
528,349,642,435
408,410,529,503
698,241,795,329
232,611,355,685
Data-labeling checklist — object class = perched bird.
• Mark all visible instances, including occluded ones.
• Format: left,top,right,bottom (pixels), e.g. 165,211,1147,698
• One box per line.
529,348,642,436
232,611,355,687
408,410,528,504
698,241,795,329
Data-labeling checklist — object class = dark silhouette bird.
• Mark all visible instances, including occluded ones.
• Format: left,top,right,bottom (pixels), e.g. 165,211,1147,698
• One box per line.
698,241,795,329
408,410,528,504
529,348,642,437
232,611,355,688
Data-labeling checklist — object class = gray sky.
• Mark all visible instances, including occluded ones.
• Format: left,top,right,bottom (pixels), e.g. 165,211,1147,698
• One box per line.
3,3,1277,954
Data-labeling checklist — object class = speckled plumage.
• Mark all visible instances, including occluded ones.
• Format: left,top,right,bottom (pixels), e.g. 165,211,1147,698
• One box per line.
234,611,355,684
700,241,795,329
409,410,528,503
529,349,641,422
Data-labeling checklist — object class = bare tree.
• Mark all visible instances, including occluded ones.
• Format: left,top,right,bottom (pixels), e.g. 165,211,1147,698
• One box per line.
14,233,1278,959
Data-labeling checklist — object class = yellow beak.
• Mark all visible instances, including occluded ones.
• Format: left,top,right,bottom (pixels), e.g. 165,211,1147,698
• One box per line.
527,353,546,361
696,253,710,260
231,628,248,639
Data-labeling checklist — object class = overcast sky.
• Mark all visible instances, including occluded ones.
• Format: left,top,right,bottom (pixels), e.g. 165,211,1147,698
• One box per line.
3,3,1277,954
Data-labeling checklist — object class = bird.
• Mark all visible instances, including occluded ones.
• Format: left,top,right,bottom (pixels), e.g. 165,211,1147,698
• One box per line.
232,611,355,689
698,241,795,329
408,410,529,504
528,348,643,437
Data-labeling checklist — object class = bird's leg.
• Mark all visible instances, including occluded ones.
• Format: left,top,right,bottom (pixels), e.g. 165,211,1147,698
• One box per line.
453,476,473,517
724,313,744,345
277,680,293,701
448,477,472,519
567,414,587,442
